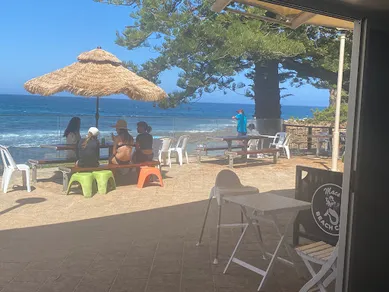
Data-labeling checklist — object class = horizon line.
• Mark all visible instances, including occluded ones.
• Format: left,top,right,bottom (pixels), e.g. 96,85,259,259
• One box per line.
0,93,327,108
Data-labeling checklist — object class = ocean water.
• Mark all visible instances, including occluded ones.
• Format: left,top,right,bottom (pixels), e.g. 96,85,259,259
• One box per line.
0,94,323,163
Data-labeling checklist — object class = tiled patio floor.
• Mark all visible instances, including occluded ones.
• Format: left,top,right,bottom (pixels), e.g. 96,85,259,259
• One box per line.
0,201,309,292
0,157,339,292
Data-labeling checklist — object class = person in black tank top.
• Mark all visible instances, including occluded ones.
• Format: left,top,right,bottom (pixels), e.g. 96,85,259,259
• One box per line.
133,121,153,163
109,120,134,165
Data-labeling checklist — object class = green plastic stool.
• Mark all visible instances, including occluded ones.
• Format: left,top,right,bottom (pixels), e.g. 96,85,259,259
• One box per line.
92,170,116,194
67,172,95,198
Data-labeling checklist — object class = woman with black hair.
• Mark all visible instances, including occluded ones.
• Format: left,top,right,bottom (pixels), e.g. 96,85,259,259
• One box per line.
132,121,153,163
64,117,81,159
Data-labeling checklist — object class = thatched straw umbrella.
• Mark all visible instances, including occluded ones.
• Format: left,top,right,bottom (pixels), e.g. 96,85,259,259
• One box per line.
24,47,167,127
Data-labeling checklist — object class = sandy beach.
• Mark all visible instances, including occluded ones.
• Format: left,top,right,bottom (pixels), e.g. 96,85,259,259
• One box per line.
0,154,343,229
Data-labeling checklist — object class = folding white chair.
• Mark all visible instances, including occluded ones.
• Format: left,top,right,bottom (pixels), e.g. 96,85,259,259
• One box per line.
158,138,172,167
196,169,261,264
270,132,291,159
169,135,190,165
295,241,338,292
0,145,31,193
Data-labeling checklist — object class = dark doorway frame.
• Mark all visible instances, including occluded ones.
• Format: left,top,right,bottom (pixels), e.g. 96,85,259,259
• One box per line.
230,1,378,291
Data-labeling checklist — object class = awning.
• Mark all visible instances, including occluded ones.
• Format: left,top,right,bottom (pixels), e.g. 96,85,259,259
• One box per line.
211,0,353,30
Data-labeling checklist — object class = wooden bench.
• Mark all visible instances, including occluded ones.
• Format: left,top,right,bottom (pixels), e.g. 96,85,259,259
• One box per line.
58,161,160,191
29,156,109,183
196,146,243,162
225,148,280,168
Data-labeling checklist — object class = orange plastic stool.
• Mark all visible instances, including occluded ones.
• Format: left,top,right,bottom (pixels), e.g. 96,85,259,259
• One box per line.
137,166,164,188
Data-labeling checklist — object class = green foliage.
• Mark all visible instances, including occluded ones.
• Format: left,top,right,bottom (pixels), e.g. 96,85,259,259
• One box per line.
310,104,348,125
95,0,351,112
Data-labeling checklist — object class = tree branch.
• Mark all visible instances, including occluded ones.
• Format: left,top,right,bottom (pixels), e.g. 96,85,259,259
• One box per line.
281,58,350,91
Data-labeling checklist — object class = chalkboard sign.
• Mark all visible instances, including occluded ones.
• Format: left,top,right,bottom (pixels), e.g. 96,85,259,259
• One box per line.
293,165,343,246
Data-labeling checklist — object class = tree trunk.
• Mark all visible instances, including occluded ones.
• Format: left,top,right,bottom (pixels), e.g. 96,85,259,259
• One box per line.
253,60,281,119
329,87,337,107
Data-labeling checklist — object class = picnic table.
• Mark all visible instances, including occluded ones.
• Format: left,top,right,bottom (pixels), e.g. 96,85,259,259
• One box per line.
30,143,115,182
222,193,311,291
40,142,115,156
213,134,276,151
307,133,345,157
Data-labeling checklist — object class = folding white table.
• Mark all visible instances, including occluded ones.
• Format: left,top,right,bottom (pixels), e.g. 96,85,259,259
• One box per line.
223,193,311,291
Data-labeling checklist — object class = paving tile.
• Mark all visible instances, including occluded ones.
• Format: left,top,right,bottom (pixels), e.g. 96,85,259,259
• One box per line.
181,278,215,292
213,274,252,289
109,278,147,292
94,250,127,262
216,287,252,292
182,267,214,280
73,267,118,292
146,284,180,292
0,249,40,263
157,241,184,254
56,258,94,275
13,269,54,283
73,280,111,292
38,274,83,292
184,249,211,260
84,268,119,284
0,262,28,283
127,246,156,259
89,259,122,272
1,281,42,292
122,256,153,268
116,265,151,279
26,260,63,271
148,273,180,286
151,258,182,274
38,250,71,262
67,250,98,260
153,252,182,262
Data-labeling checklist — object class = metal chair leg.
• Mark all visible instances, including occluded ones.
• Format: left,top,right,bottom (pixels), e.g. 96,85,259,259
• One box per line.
196,197,213,246
213,204,222,264
241,210,244,233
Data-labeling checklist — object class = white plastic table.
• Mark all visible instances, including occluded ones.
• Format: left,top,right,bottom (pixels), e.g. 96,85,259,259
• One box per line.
223,193,311,291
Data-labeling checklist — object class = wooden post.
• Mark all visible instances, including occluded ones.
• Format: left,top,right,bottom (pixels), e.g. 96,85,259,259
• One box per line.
273,151,278,164
307,127,313,150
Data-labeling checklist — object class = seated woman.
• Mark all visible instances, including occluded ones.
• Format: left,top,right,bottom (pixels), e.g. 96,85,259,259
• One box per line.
247,123,260,135
132,121,153,163
110,120,134,165
64,117,81,159
76,127,100,167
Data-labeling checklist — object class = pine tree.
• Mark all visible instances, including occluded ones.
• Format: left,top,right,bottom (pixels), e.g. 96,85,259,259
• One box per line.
95,0,351,118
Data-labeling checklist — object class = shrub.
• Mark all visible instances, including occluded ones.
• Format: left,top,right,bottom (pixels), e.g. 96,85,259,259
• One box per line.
309,104,348,125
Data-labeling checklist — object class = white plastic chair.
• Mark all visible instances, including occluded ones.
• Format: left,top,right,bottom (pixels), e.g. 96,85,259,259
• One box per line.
0,145,31,193
247,139,261,158
197,169,261,264
169,135,190,166
295,241,339,292
158,138,172,167
318,131,332,153
269,132,291,159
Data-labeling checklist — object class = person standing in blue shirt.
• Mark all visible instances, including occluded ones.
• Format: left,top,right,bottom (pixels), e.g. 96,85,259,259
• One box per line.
232,109,247,136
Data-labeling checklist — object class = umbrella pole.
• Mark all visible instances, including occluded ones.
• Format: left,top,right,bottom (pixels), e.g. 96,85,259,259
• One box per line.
331,34,346,171
95,97,100,128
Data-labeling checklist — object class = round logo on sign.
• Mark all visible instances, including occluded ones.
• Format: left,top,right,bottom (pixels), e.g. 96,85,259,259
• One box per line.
311,183,342,236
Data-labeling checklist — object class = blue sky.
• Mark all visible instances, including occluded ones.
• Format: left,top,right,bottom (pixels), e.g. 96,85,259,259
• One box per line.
0,0,329,106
